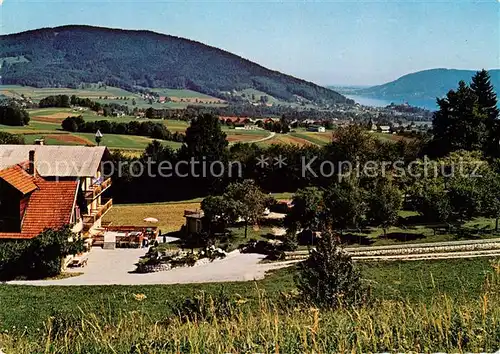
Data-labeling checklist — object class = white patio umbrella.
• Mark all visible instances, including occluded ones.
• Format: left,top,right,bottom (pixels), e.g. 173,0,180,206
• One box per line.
143,217,159,223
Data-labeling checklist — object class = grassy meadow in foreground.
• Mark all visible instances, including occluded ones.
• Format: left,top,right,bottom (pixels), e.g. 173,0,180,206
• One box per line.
0,258,498,352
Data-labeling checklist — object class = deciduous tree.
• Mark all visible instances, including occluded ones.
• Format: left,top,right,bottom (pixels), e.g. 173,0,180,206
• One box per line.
409,177,451,223
285,187,324,233
367,179,403,236
181,113,228,161
225,180,269,238
324,180,366,234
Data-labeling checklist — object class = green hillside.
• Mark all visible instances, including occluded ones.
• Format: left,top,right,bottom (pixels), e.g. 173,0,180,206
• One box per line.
343,68,500,100
0,25,351,105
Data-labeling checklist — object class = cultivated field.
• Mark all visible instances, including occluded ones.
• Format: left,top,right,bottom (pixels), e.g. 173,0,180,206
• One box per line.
0,107,274,150
150,88,226,104
224,128,270,143
290,130,333,145
370,131,414,142
0,85,132,101
257,133,316,147
0,116,180,150
0,85,227,109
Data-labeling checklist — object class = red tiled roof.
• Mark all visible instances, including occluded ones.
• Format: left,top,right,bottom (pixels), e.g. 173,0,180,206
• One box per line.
0,164,38,195
0,170,78,239
219,116,249,123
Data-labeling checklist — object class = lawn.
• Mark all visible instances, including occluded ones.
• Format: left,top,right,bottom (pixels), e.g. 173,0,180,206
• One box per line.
103,199,203,233
0,257,497,333
104,193,290,239
339,216,500,248
270,192,294,200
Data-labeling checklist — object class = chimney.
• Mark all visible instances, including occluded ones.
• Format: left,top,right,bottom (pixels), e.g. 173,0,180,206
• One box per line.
28,150,36,177
34,138,45,146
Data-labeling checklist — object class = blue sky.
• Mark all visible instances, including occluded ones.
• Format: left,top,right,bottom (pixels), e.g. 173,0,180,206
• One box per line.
0,0,498,86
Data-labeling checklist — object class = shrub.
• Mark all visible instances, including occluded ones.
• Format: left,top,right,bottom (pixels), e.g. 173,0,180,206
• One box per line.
0,240,30,279
61,115,84,132
0,105,30,126
295,230,366,308
0,226,84,280
239,239,285,260
171,252,198,267
0,131,25,144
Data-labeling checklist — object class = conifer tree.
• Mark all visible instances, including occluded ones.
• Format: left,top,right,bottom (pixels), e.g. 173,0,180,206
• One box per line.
471,69,499,156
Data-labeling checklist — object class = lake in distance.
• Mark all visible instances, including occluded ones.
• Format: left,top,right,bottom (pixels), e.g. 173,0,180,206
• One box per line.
345,94,438,111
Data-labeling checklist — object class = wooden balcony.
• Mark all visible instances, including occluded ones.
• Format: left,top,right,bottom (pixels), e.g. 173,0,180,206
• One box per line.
85,178,112,201
83,198,113,229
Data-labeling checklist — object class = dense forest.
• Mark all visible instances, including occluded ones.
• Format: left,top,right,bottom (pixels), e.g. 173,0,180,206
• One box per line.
0,25,352,105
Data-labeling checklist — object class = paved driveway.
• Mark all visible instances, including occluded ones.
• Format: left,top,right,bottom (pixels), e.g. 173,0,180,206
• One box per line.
8,247,294,286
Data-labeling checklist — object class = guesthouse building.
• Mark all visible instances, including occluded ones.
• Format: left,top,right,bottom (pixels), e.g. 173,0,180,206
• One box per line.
0,145,112,240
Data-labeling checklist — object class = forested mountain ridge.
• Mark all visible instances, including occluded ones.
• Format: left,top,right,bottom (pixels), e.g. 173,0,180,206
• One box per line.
0,25,351,105
346,68,500,100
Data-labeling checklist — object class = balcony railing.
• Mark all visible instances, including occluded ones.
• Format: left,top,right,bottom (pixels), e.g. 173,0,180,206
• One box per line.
83,198,113,229
85,177,112,201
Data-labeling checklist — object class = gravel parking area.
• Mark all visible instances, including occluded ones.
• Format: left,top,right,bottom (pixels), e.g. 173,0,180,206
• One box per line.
8,247,293,286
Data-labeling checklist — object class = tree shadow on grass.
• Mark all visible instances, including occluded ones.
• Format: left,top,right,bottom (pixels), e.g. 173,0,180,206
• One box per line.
452,228,482,240
339,233,374,246
398,214,429,227
384,232,426,242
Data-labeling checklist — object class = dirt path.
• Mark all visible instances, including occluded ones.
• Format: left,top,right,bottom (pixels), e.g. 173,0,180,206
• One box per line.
255,131,275,143
247,131,275,144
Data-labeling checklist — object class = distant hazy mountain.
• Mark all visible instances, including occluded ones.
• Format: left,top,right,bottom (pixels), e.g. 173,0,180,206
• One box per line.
339,68,500,100
0,25,351,105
